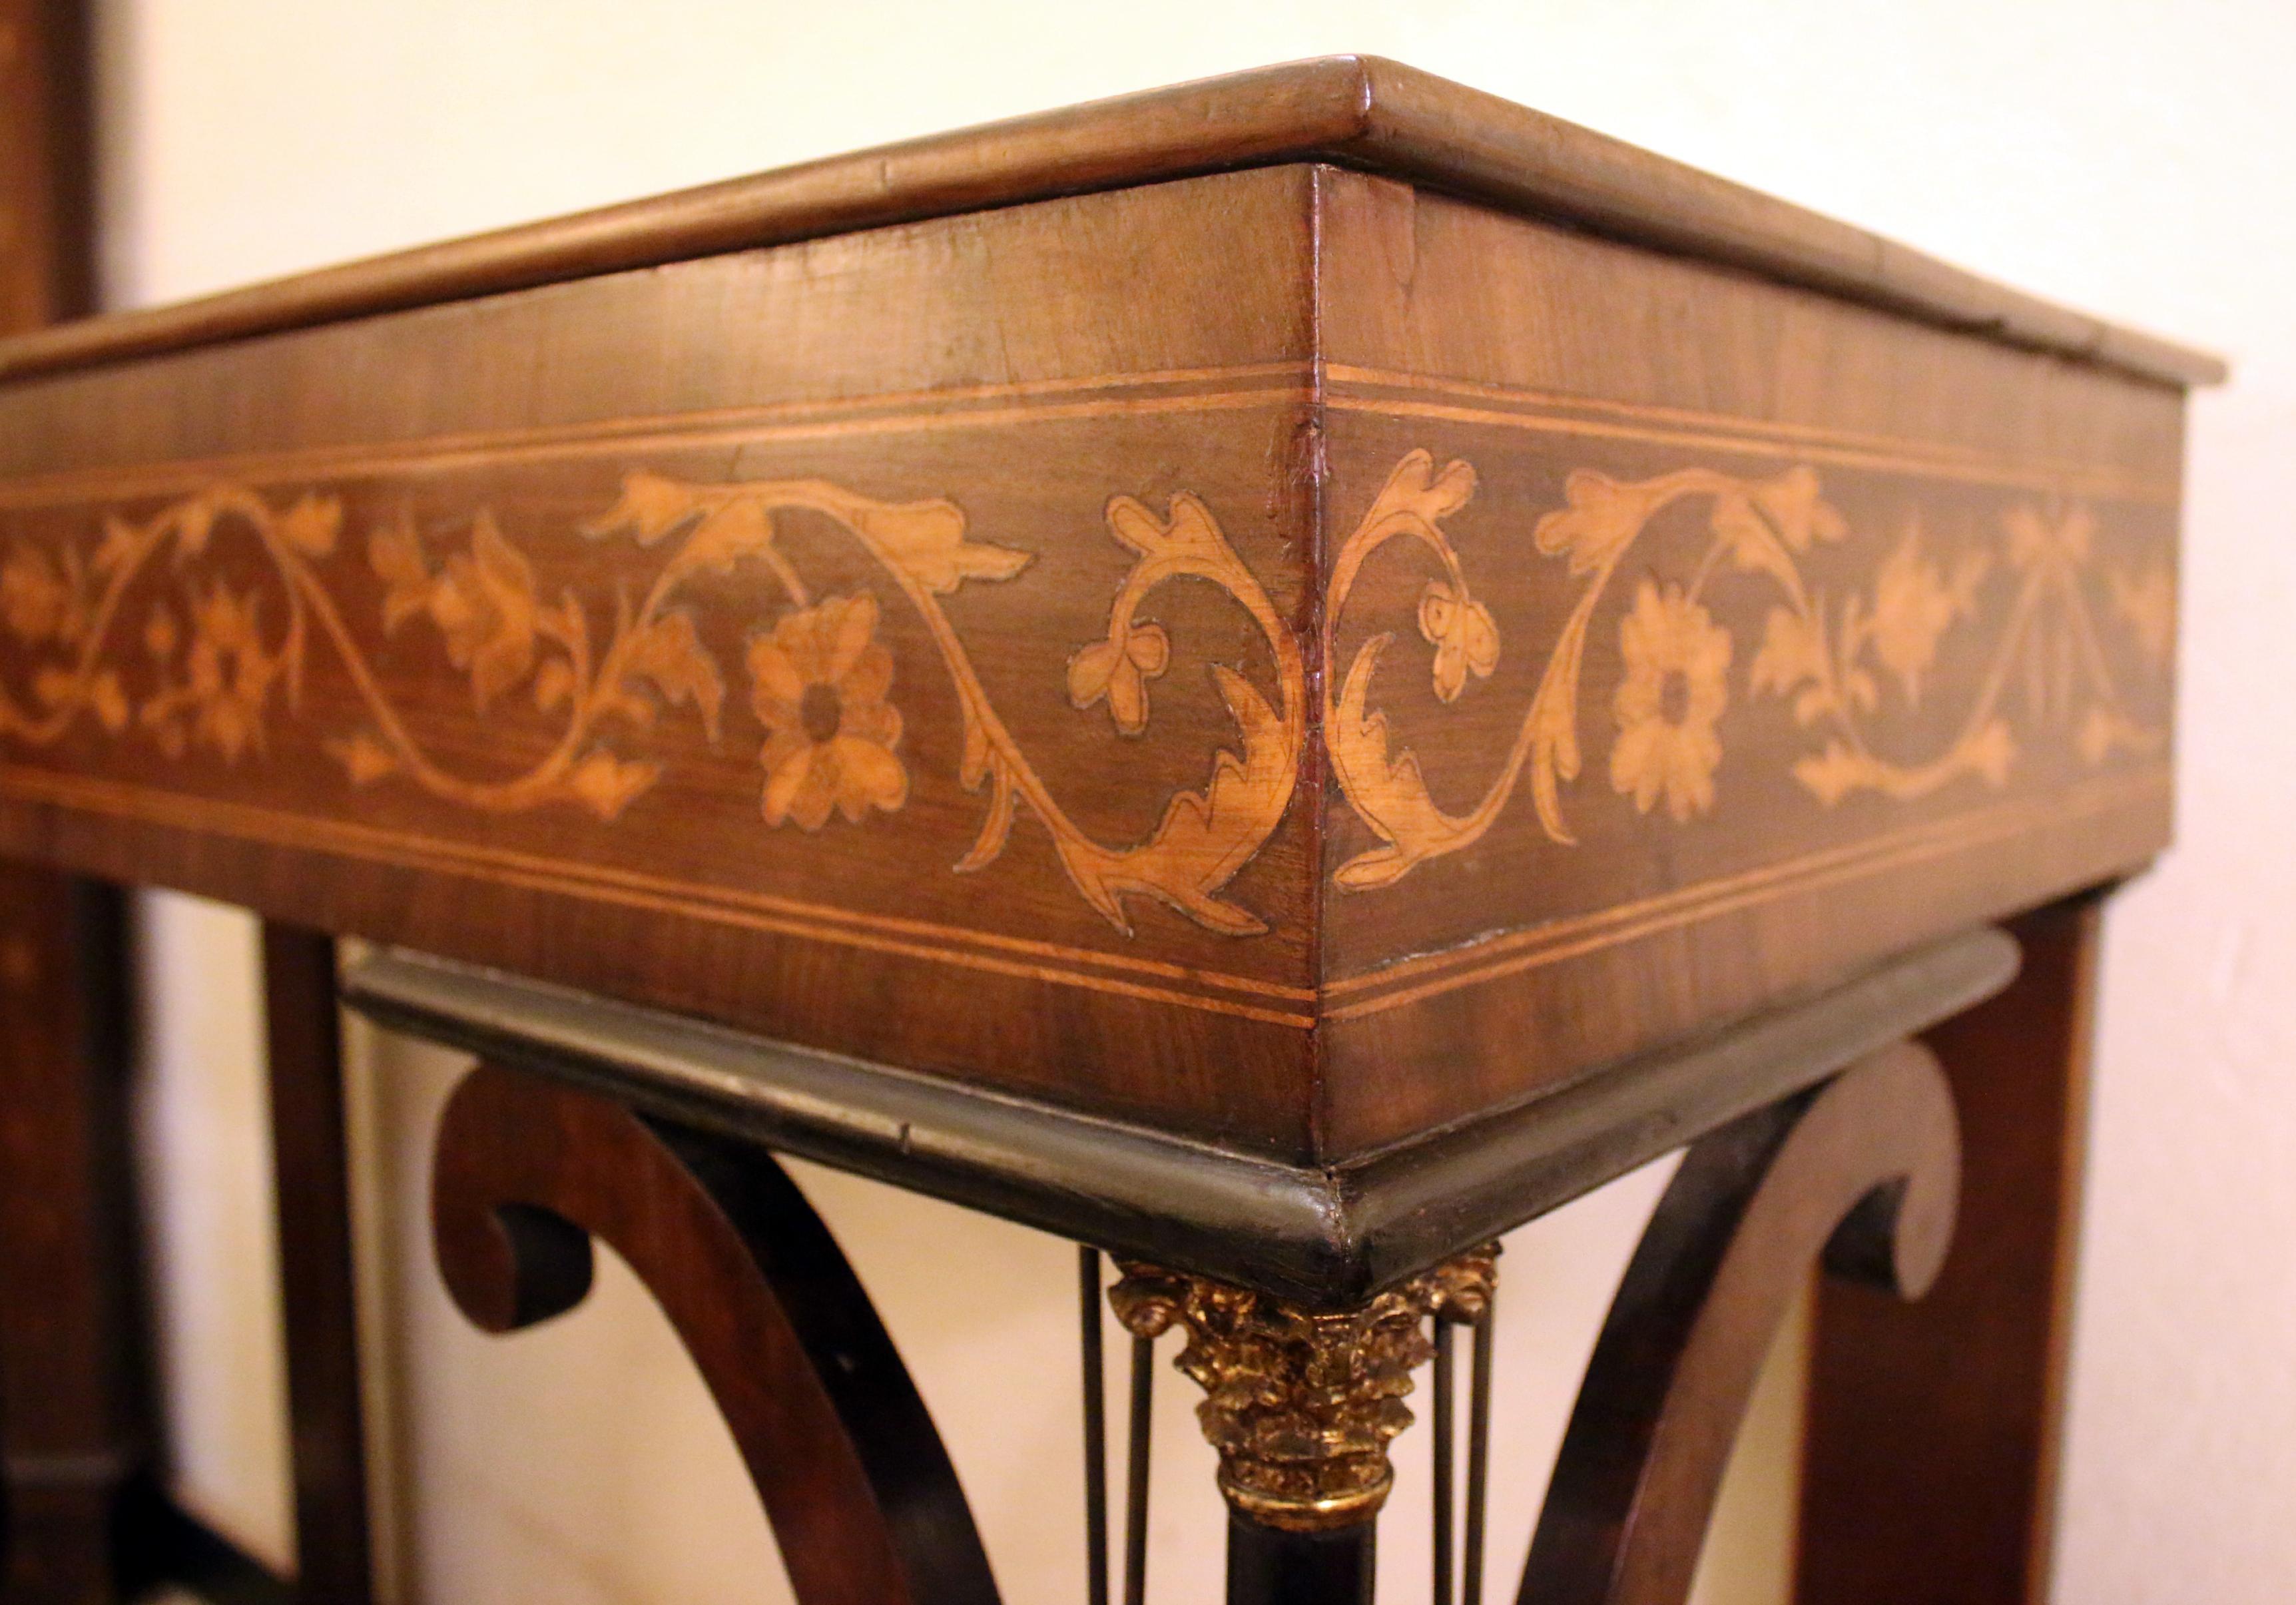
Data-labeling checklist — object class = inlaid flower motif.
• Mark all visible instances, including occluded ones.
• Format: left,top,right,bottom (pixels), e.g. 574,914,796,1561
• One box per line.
183,585,280,763
1067,621,1169,735
0,544,72,644
1609,579,1732,821
748,593,908,830
1418,579,1499,703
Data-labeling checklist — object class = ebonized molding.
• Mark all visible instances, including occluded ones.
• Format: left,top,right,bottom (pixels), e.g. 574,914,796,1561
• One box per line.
345,926,2013,1305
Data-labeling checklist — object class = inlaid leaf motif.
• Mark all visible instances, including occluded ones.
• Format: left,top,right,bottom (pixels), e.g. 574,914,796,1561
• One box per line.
859,497,1031,593
1067,622,1169,735
1418,580,1498,705
278,495,343,559
371,521,433,632
0,545,72,645
566,751,659,820
92,517,139,578
1750,606,1825,707
172,500,216,559
87,671,128,734
1020,488,1304,933
621,611,724,741
587,472,709,545
327,731,398,785
1535,470,1659,574
1751,465,1847,551
431,512,540,711
1868,531,1987,705
1321,452,1499,882
1075,663,1289,932
1328,635,1465,890
533,657,576,714
677,499,774,576
143,605,178,661
2110,563,2176,665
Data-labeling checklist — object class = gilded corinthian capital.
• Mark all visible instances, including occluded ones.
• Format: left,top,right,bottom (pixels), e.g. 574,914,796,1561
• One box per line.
1109,1248,1498,1533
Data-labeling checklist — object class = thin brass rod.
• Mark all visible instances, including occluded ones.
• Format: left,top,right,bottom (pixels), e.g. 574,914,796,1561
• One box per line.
1081,1246,1109,1605
1433,1316,1457,1605
1124,1332,1155,1605
1464,1293,1497,1605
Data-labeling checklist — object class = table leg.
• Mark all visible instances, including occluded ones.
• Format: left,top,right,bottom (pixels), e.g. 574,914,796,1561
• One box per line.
258,925,373,1605
0,3,111,1590
0,866,141,1604
1799,894,2104,1604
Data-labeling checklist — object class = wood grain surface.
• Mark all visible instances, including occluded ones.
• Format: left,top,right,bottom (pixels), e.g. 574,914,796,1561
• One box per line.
0,121,2195,1157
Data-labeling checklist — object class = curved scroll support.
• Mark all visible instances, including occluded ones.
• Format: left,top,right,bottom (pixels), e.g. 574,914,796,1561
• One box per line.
431,1061,1002,1605
1517,1041,1961,1605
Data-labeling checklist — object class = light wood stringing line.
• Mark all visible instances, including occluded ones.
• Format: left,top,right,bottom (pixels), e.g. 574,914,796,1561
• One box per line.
1325,767,2167,1018
0,761,1320,1027
0,366,2175,514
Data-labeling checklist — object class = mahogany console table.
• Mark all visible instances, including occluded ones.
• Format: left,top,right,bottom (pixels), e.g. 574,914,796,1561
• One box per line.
0,49,2219,1605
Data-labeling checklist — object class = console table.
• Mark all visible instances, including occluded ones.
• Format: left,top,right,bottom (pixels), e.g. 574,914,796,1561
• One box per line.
0,49,2219,1605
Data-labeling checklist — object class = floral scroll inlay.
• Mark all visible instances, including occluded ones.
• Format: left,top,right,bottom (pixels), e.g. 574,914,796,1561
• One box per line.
1325,450,2169,890
0,472,1304,939
0,442,2166,930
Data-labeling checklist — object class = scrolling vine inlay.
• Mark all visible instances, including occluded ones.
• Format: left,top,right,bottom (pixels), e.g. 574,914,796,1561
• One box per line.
0,446,2165,936
0,473,1305,938
1324,451,2169,890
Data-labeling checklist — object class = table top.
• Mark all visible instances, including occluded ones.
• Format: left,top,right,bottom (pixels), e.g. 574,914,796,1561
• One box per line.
0,56,2221,388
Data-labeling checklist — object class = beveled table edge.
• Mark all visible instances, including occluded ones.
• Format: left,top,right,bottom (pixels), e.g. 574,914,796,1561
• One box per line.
0,57,2222,388
342,925,2017,1307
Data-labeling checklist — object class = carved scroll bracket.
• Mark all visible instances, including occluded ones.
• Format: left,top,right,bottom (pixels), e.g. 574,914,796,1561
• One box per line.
1108,1246,1498,1534
1519,1041,1960,1605
431,1060,1002,1605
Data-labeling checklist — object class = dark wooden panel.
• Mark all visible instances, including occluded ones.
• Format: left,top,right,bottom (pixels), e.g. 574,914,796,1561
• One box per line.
258,925,372,1605
1798,894,2103,1604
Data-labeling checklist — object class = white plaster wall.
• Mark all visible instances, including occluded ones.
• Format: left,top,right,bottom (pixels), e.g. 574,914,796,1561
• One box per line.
99,3,2289,1601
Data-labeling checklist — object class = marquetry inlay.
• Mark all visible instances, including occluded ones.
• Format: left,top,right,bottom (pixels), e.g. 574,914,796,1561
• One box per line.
1324,449,2171,890
0,466,1304,939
